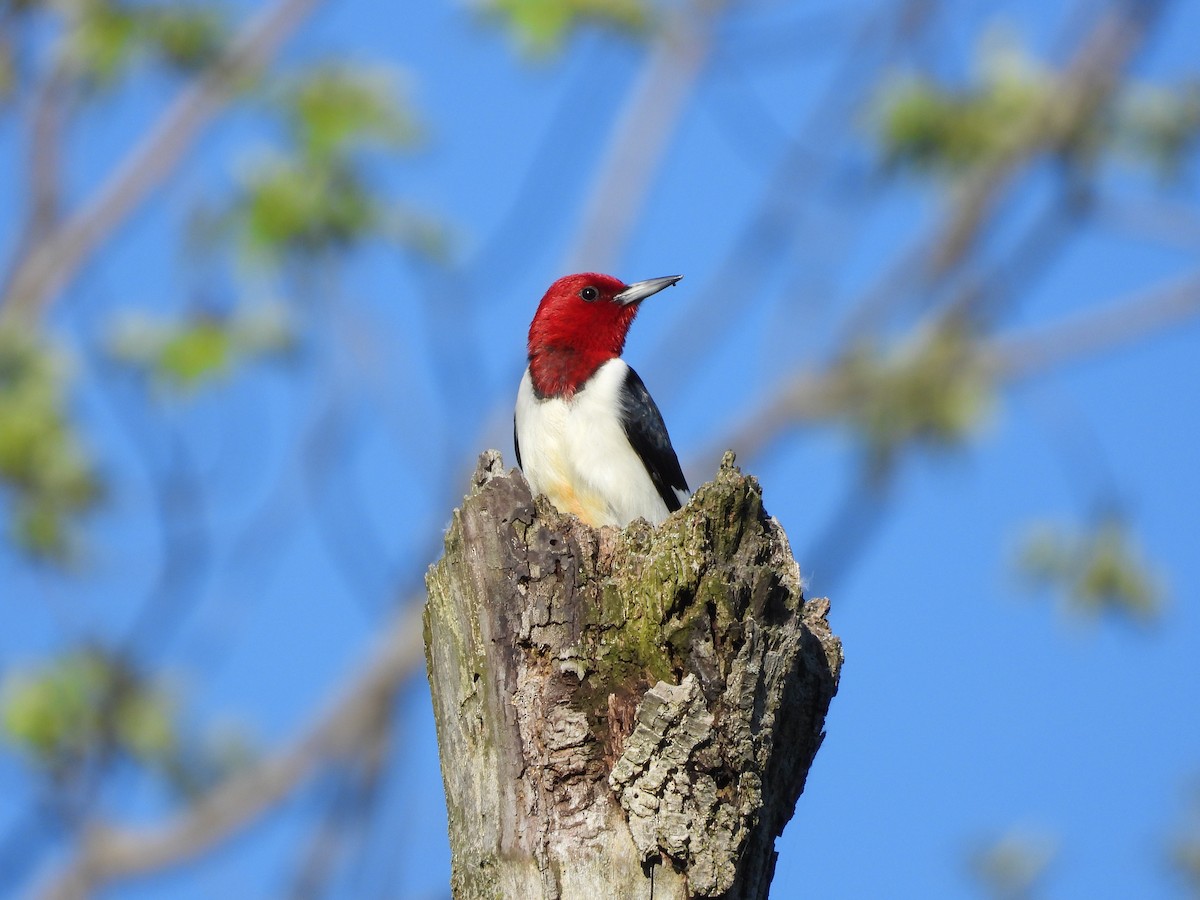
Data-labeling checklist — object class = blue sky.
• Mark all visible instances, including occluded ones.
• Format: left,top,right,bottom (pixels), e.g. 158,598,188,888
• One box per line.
3,1,1200,897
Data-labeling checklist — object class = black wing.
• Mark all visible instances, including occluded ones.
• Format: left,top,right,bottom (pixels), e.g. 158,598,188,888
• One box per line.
514,414,523,469
619,366,689,512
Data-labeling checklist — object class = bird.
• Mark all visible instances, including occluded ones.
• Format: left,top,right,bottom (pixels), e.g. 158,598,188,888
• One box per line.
514,272,690,528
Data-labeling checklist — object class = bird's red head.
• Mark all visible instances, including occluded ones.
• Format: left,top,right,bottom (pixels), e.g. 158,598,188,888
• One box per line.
527,272,682,398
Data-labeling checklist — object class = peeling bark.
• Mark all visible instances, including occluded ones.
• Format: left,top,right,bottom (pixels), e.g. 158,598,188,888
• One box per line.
424,451,842,900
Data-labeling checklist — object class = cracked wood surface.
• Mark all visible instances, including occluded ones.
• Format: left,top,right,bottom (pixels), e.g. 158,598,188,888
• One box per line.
424,450,842,900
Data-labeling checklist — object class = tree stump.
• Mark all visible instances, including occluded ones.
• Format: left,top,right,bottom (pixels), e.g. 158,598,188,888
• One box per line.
424,450,842,900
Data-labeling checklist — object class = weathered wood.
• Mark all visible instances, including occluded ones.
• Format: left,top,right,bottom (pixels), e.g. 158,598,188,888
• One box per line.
424,450,842,900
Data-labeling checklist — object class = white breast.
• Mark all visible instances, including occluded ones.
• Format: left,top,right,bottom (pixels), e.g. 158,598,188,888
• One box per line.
515,359,672,527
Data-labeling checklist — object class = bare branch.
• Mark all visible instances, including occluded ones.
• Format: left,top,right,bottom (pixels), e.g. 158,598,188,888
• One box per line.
562,2,724,273
36,602,424,900
700,1,1180,469
837,0,1168,341
650,0,938,402
23,68,69,252
0,0,325,325
286,713,391,900
927,1,1163,275
982,269,1200,382
708,268,1200,466
1094,195,1200,252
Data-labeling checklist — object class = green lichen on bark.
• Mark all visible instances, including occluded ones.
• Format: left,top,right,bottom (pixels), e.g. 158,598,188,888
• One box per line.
424,450,841,900
569,457,800,742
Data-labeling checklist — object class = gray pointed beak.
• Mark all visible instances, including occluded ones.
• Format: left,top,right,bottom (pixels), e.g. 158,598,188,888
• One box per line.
614,274,683,306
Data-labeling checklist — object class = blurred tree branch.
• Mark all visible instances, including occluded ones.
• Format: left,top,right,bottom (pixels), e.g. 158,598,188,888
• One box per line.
982,269,1200,380
652,0,936,401
690,0,1180,602
23,68,70,254
36,249,1196,895
842,0,1167,340
1094,195,1200,251
713,268,1200,465
285,726,390,900
564,1,722,272
928,0,1163,275
2,0,1197,895
35,602,424,900
0,0,325,325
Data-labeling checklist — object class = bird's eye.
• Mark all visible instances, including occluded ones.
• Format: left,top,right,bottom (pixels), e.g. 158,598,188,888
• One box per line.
579,286,599,302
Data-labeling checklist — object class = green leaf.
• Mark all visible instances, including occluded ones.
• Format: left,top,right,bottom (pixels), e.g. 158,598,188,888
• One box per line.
872,28,1050,176
280,64,421,162
835,322,992,477
2,651,108,762
1015,517,1164,622
64,1,140,85
116,683,177,763
873,28,1200,183
1076,521,1160,619
142,5,227,71
219,151,446,263
2,649,262,800
200,63,431,268
157,319,231,387
107,307,295,391
3,668,74,759
875,74,1045,174
482,0,652,53
62,1,228,85
1,650,180,772
0,329,100,561
969,829,1058,898
236,154,377,257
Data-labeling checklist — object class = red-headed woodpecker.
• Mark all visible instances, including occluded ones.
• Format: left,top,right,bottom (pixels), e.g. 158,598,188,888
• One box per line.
514,273,690,528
